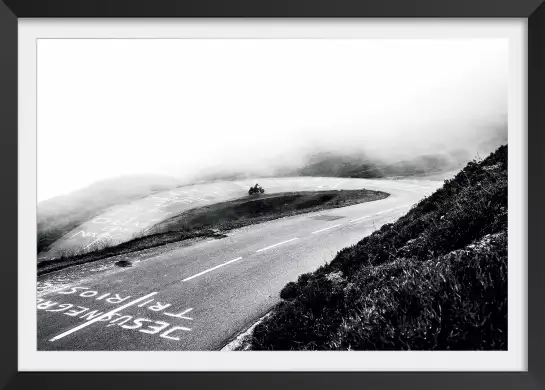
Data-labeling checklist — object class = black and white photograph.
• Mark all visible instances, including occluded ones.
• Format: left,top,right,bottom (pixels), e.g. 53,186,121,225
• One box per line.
34,36,510,353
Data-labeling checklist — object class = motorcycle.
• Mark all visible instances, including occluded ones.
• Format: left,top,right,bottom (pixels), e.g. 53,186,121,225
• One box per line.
248,184,265,195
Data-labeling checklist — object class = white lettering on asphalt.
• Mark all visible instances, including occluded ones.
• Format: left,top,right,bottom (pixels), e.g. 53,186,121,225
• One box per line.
137,299,155,307
255,238,299,253
65,306,89,317
46,303,73,312
80,290,98,297
49,291,158,342
57,286,89,294
39,300,193,340
160,326,192,341
106,294,132,304
163,308,193,320
103,314,191,337
70,230,100,239
37,300,57,310
120,318,154,330
148,302,171,312
106,315,132,327
140,321,170,335
80,309,105,321
182,258,243,282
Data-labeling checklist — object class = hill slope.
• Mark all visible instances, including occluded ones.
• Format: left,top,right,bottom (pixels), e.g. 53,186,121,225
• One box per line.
37,174,181,254
292,150,471,179
247,145,507,350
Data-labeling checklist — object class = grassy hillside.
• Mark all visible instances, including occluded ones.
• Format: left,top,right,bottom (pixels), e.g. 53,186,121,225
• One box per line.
247,145,507,350
152,189,388,234
37,175,181,254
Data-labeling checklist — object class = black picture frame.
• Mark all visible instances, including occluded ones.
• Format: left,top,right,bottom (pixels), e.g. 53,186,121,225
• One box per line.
0,0,542,389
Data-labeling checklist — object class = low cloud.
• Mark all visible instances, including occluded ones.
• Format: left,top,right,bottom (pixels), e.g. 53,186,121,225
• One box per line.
38,38,508,201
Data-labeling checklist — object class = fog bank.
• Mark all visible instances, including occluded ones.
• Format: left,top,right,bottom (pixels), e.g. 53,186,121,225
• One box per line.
38,39,508,201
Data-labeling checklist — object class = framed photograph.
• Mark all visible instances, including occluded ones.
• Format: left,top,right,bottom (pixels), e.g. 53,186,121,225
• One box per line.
1,0,542,388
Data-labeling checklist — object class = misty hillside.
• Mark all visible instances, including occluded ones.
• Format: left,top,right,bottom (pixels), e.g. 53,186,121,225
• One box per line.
284,123,507,179
291,152,453,178
197,124,507,181
290,148,487,179
37,174,181,254
187,150,478,182
248,145,507,350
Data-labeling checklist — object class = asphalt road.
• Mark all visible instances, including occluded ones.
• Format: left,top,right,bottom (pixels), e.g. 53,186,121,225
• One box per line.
40,176,439,259
37,177,443,351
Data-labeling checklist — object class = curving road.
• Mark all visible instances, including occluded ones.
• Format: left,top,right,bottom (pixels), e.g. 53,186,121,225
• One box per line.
37,177,443,350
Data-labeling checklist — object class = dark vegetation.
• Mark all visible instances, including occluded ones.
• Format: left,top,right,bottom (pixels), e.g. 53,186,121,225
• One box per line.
38,189,388,275
248,145,507,350
37,174,181,254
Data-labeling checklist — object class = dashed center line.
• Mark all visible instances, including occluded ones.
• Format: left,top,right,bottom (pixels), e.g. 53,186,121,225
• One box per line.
348,204,412,223
256,238,299,253
349,215,371,223
182,257,243,282
311,224,342,234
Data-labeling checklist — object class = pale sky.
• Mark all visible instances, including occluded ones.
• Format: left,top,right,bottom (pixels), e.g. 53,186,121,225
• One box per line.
37,39,508,202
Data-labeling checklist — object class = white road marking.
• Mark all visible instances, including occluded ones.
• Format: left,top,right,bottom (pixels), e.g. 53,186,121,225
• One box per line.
311,224,342,234
348,204,414,224
182,257,243,282
377,207,400,215
256,238,299,253
49,291,158,342
349,215,371,223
